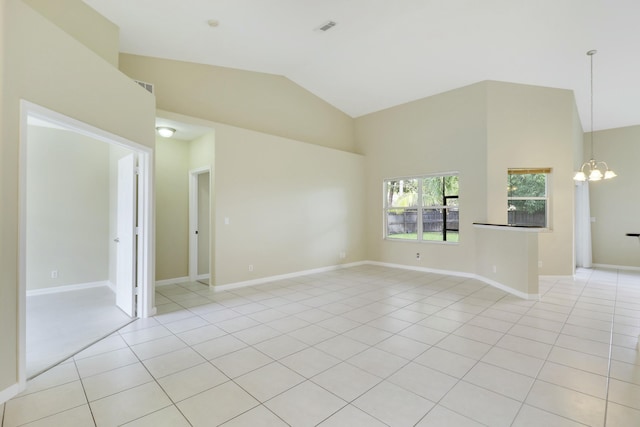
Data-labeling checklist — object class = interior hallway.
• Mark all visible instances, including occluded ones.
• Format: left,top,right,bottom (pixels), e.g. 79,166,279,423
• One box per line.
3,265,639,426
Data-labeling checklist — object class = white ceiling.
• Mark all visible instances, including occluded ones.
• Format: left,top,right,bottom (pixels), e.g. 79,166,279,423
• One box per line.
85,0,640,132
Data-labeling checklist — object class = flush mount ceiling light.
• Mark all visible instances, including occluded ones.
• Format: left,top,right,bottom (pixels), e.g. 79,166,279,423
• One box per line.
574,50,616,182
156,126,176,138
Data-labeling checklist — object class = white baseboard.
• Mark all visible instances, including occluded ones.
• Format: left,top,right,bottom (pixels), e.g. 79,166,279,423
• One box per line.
0,383,26,405
367,261,539,300
213,261,368,292
156,276,189,287
366,261,477,280
26,280,111,297
107,280,116,292
592,263,640,272
539,275,575,280
212,260,539,299
0,381,24,405
479,276,539,300
196,274,210,281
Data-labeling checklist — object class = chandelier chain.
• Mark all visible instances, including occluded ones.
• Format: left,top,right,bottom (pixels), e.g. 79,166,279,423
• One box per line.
590,50,595,160
573,49,616,181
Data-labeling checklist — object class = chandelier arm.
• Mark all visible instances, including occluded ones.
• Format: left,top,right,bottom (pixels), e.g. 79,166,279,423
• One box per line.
580,162,588,173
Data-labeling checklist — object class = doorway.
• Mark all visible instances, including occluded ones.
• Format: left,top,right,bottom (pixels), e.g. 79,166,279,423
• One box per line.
189,168,211,285
18,101,154,381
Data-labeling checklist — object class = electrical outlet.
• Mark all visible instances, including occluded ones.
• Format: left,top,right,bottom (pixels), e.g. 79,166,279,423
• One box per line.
492,265,497,273
248,264,253,272
51,270,58,279
339,252,346,259
416,252,421,260
538,261,543,268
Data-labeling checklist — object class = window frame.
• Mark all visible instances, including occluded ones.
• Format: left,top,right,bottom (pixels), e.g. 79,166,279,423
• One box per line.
383,172,459,244
507,168,551,229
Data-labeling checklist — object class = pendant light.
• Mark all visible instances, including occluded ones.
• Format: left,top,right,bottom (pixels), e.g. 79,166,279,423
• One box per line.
573,50,616,181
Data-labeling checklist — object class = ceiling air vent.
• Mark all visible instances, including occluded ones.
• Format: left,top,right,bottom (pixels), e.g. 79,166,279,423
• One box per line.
317,21,337,32
133,79,154,94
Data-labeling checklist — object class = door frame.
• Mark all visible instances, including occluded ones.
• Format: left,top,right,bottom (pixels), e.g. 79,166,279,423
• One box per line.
17,100,155,387
188,167,211,283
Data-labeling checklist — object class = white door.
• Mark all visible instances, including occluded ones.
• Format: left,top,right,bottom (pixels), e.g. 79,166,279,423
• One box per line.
189,168,211,282
197,172,210,277
116,153,136,316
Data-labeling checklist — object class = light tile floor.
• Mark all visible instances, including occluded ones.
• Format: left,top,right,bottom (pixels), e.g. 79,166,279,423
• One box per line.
26,286,133,378
2,265,640,426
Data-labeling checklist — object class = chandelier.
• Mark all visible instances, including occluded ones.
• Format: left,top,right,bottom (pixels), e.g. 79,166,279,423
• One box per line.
573,50,616,181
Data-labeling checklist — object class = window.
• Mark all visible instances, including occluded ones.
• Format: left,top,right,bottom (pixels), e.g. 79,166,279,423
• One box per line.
384,174,459,242
507,168,550,227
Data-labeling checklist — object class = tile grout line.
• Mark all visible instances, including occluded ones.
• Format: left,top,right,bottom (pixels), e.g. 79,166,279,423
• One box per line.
10,266,636,426
214,274,465,426
414,285,530,426
72,357,98,427
602,268,620,427
157,269,637,426
169,278,364,426
302,275,472,427
414,278,550,425
114,324,197,427
346,278,524,426
507,273,590,427
159,281,328,426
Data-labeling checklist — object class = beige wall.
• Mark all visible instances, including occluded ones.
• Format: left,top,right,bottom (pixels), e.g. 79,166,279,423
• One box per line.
23,0,119,67
155,137,190,281
355,81,578,276
154,112,365,286
0,0,11,400
189,132,215,280
486,81,578,275
0,0,155,400
119,54,356,153
155,127,215,282
588,125,640,267
5,0,637,404
189,132,215,171
26,126,110,290
355,82,488,274
475,226,539,297
0,0,6,393
154,110,368,286
213,122,366,285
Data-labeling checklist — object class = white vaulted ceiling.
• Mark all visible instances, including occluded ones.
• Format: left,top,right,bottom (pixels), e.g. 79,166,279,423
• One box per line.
84,0,640,131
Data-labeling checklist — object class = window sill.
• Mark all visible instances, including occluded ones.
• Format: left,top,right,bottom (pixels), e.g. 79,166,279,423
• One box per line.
472,223,545,232
385,238,459,245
